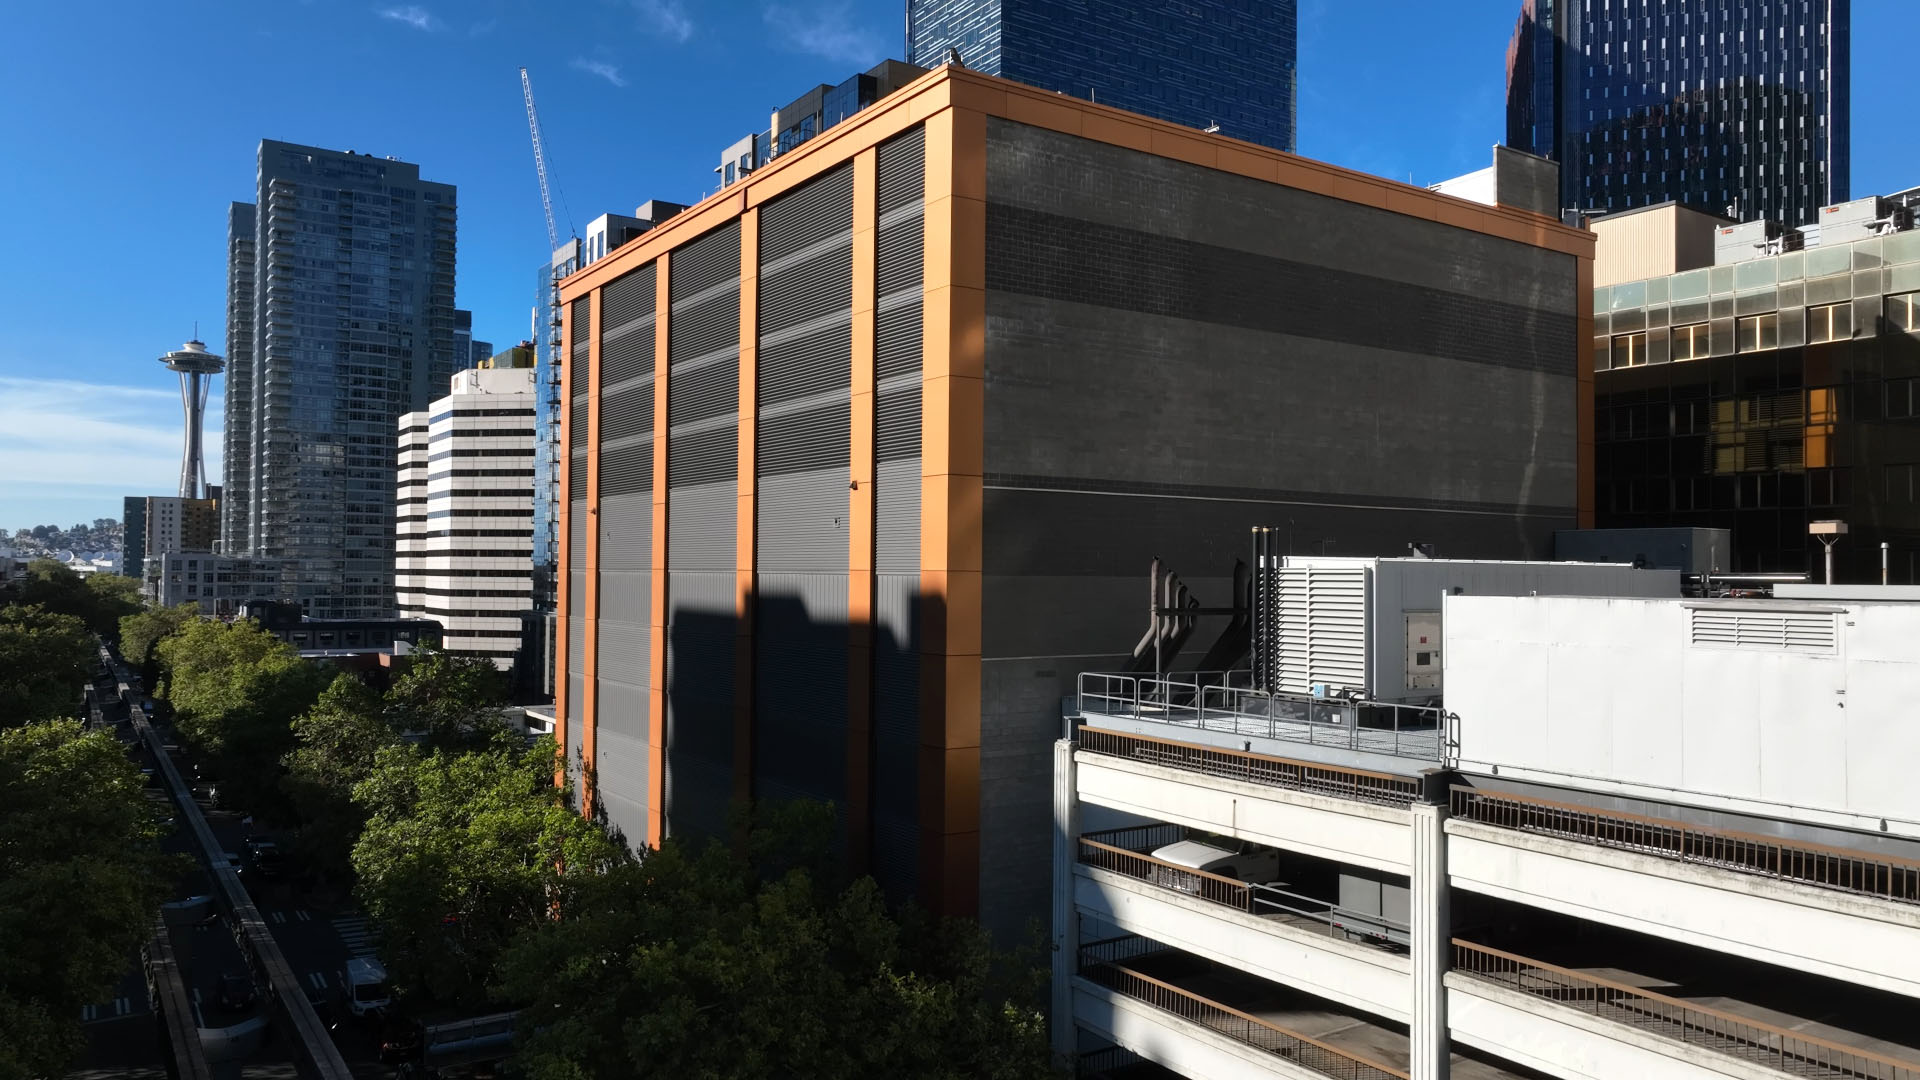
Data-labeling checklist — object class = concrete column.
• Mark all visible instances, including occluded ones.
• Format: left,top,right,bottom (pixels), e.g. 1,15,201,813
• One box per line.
1409,800,1450,1080
1051,738,1081,1065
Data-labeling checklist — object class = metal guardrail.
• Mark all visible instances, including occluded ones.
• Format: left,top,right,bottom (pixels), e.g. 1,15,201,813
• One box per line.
1450,786,1920,905
1078,938,1409,1080
1079,827,1411,942
1077,671,1449,761
1078,726,1421,806
143,914,213,1080
1452,940,1920,1080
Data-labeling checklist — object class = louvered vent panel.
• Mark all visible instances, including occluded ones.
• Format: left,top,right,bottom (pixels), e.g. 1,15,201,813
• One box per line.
569,401,587,454
875,300,922,382
760,165,853,264
876,384,921,462
667,426,736,488
667,297,740,363
600,439,653,498
1273,566,1369,695
759,322,853,407
567,451,586,502
667,357,738,427
669,222,741,300
760,245,853,335
600,320,656,387
600,381,654,444
875,125,925,215
569,298,590,367
1690,609,1837,653
602,263,656,330
759,404,850,477
876,212,923,298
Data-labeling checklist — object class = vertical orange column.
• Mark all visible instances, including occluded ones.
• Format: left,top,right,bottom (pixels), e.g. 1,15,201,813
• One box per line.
846,147,879,872
647,255,671,848
581,290,603,815
554,301,573,788
918,107,986,918
735,212,759,811
1575,255,1596,528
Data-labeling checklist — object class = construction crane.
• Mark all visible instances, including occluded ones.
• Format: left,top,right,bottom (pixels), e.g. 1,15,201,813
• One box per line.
520,66,573,252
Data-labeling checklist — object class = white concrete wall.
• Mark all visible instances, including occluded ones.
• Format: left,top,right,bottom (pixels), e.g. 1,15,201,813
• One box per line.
1447,975,1781,1080
1074,867,1412,1023
1446,594,1920,836
1448,820,1920,1000
1074,752,1412,874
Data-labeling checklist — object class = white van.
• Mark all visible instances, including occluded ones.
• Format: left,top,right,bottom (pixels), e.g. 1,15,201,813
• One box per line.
1148,836,1282,893
340,956,392,1018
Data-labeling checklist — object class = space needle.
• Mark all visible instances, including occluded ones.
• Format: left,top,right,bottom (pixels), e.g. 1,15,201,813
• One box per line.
159,338,224,499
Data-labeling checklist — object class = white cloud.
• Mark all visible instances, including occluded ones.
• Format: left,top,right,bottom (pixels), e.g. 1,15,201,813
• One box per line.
630,0,693,43
762,2,884,66
0,377,223,526
570,57,629,88
376,5,438,31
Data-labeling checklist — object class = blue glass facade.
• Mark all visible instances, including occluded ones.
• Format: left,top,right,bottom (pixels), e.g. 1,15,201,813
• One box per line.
1506,0,1849,226
531,242,579,614
907,0,1297,153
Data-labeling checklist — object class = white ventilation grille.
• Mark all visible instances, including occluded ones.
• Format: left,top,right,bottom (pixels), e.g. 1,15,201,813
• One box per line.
1274,565,1370,694
1690,609,1837,653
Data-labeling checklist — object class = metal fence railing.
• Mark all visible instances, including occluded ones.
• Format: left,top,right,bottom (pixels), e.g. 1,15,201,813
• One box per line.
1078,938,1409,1080
1452,940,1920,1080
1077,671,1449,761
1078,827,1412,945
1079,726,1421,806
1450,786,1920,905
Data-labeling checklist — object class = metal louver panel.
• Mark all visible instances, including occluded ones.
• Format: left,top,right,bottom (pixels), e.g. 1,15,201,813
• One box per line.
1274,565,1370,696
568,451,586,500
569,298,590,366
759,404,850,477
602,263,656,330
568,401,587,453
666,426,735,488
875,125,925,216
760,320,853,407
669,223,741,301
669,355,741,426
598,495,651,572
876,384,921,463
567,500,587,562
1690,609,1837,653
600,381,654,444
760,164,853,265
600,439,653,498
600,319,656,388
760,245,854,335
877,211,923,299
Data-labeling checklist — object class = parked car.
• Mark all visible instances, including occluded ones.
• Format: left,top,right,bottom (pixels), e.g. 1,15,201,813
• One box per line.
217,972,257,1012
1149,835,1283,892
244,839,284,878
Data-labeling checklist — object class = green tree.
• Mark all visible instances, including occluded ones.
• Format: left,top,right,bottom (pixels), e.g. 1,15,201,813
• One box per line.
0,605,94,728
13,561,141,639
119,603,198,684
158,618,328,817
495,804,1054,1080
0,721,178,1080
282,673,397,885
352,735,630,1010
385,647,511,750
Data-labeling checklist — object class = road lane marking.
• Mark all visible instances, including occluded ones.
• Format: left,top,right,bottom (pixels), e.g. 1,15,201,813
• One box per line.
271,911,287,924
296,909,312,921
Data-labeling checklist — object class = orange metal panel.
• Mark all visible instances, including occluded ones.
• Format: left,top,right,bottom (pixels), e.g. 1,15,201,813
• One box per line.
734,210,758,810
555,297,573,787
847,147,879,871
581,288,603,815
647,253,671,848
1149,128,1217,168
1215,144,1281,184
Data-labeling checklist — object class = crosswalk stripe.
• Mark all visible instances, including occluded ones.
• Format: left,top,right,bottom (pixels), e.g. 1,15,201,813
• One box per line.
271,911,287,924
296,910,312,922
192,988,201,1005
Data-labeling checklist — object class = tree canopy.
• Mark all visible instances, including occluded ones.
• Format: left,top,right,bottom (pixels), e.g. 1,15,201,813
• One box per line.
351,734,631,1010
12,560,141,640
158,617,328,816
119,603,198,684
384,647,512,750
0,605,93,728
0,721,177,1080
495,803,1055,1080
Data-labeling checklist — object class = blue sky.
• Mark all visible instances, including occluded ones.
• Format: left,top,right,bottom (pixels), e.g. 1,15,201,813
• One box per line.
0,0,1910,532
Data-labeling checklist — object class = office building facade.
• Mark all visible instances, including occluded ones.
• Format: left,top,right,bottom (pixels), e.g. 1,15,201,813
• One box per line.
221,203,256,551
556,67,1592,929
121,496,146,579
396,365,538,671
1506,0,1849,225
907,0,1297,151
1593,189,1920,581
222,141,459,619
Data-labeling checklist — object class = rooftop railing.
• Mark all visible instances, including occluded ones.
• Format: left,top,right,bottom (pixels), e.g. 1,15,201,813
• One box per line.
1453,940,1920,1080
1079,825,1410,945
1077,671,1447,761
1077,726,1422,806
1450,786,1920,905
1078,937,1409,1080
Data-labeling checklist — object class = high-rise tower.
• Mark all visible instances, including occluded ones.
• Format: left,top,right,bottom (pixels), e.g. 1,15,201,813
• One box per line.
1505,0,1849,225
222,141,459,619
159,339,223,500
906,0,1297,152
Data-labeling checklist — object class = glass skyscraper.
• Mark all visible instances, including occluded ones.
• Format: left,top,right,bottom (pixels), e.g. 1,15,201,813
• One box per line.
223,141,459,620
907,0,1297,152
1506,0,1849,226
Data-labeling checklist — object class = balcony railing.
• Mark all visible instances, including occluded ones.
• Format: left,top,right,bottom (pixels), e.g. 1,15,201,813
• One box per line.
1078,671,1447,761
1078,726,1421,806
1450,787,1920,905
1079,937,1409,1080
1079,826,1411,945
1452,940,1920,1080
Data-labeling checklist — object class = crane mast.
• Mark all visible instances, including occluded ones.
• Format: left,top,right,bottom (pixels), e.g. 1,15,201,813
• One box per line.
520,66,561,253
